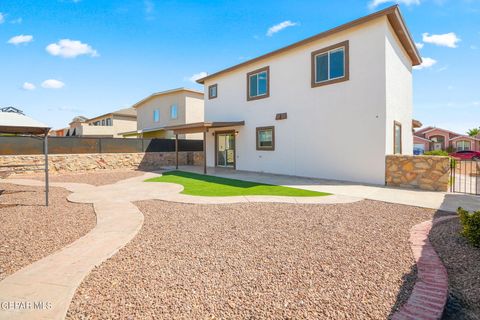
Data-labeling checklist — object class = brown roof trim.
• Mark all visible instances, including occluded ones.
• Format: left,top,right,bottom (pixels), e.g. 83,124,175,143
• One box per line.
412,119,423,129
197,5,421,84
164,121,245,134
132,88,204,109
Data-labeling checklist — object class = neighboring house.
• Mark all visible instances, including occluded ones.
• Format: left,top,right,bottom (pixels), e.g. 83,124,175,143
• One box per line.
122,88,204,139
414,126,480,154
66,108,137,138
166,5,420,185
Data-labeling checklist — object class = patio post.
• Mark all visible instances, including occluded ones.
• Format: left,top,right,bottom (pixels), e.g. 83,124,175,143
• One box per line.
44,130,49,206
203,130,207,174
175,133,179,170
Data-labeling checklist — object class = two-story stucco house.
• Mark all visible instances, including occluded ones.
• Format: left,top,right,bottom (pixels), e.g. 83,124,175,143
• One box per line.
66,108,137,138
122,88,204,140
166,6,421,185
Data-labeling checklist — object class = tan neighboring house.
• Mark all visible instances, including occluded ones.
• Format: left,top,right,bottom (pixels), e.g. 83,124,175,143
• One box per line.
66,108,137,138
121,88,204,139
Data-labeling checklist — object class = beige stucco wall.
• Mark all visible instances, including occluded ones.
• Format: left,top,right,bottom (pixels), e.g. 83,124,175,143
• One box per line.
73,115,137,138
203,16,413,185
385,155,450,191
112,115,137,137
0,152,204,175
135,91,204,139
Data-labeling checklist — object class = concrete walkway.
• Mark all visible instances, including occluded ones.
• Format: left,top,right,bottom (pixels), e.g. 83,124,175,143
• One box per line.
173,166,480,212
0,172,358,320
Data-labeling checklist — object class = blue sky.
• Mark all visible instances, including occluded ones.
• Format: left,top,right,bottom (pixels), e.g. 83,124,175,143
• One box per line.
1,0,479,133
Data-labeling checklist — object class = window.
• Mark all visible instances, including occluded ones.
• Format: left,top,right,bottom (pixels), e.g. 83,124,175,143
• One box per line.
153,109,160,122
457,141,471,151
256,126,275,151
106,118,112,126
247,66,270,101
101,119,105,126
170,104,178,119
394,121,402,154
311,41,349,87
208,84,218,99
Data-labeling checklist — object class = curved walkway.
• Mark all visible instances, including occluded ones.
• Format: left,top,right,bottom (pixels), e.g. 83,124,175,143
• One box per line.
392,216,455,320
0,172,360,319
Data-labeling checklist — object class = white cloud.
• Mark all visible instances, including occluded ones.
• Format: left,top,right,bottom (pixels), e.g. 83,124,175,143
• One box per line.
415,42,424,49
22,82,36,90
46,39,98,58
41,79,65,89
413,57,437,70
7,34,33,45
266,20,298,37
186,72,207,83
10,17,22,24
422,32,461,48
368,0,420,10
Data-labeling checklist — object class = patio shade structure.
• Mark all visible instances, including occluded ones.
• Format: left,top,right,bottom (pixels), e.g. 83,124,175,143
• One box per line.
0,108,51,206
164,121,245,174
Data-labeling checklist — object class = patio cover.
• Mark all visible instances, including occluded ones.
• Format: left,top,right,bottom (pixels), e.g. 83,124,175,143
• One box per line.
163,121,245,174
0,109,51,206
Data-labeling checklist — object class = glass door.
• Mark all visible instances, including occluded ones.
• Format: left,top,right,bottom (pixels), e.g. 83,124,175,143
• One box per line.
216,133,235,167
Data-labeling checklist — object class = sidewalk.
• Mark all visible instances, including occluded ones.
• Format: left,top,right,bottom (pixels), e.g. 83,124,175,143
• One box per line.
174,166,480,212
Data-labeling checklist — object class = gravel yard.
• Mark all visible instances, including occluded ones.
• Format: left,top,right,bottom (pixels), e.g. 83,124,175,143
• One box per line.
429,217,480,320
68,200,435,319
16,169,144,186
0,183,96,281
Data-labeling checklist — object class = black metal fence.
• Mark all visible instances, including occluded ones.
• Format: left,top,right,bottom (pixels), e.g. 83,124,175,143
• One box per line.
450,159,480,195
0,136,203,155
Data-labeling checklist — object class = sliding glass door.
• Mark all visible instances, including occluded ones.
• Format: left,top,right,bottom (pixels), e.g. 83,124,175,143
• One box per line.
216,132,235,167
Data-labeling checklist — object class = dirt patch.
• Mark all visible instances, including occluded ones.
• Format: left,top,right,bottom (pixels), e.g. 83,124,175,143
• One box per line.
429,217,480,320
0,183,96,281
67,200,435,319
16,170,144,186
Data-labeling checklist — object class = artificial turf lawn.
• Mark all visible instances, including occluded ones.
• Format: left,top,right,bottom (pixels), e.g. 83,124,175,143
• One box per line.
145,171,331,197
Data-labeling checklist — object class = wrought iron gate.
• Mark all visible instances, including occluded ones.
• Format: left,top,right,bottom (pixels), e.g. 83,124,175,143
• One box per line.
450,159,480,195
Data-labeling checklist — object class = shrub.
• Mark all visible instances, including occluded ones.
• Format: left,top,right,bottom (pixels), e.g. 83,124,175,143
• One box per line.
457,207,480,247
424,150,449,156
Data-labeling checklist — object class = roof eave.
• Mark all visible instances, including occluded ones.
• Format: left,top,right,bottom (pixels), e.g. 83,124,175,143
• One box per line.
197,5,421,84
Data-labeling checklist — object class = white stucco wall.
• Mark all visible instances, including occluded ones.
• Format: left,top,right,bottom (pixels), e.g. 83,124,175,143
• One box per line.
203,16,413,185
135,91,204,139
385,21,414,155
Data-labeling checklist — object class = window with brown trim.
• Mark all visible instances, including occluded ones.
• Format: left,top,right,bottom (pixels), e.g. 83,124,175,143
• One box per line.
247,66,270,101
208,84,218,99
311,41,349,88
256,126,275,151
394,121,402,154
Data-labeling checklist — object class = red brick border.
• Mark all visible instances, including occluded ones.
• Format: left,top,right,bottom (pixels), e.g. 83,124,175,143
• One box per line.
392,216,455,320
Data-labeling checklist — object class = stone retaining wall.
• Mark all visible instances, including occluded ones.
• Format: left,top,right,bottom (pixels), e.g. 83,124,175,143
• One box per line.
385,155,450,191
0,152,204,175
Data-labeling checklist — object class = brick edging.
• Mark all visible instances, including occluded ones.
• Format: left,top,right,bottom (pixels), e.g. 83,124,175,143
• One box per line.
392,216,456,320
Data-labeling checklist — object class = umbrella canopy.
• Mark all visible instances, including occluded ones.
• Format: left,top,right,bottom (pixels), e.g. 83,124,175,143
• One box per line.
0,111,50,134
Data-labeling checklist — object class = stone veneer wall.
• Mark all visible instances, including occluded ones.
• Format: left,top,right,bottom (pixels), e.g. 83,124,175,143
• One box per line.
0,152,204,175
385,155,451,191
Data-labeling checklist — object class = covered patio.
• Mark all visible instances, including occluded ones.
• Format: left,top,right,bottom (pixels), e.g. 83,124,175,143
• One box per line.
164,121,245,174
0,107,51,205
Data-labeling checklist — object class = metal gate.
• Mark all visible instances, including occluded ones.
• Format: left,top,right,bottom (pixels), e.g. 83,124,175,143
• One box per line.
450,159,480,195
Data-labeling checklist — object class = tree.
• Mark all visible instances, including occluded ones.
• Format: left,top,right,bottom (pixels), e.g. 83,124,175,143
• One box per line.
467,128,480,137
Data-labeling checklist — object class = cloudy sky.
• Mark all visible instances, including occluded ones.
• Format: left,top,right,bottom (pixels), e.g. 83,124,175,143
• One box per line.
1,0,479,133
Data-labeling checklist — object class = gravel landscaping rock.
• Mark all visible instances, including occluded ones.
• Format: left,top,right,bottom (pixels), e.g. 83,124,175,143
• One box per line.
67,200,435,319
429,217,480,320
18,169,144,186
0,183,96,281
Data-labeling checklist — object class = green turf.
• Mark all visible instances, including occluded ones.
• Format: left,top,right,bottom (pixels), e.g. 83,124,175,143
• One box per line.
145,171,331,197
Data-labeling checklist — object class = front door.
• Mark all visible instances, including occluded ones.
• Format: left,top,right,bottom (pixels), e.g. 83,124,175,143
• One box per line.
216,132,235,167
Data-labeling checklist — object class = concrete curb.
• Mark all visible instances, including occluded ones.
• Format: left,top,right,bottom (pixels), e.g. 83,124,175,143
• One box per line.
392,216,456,320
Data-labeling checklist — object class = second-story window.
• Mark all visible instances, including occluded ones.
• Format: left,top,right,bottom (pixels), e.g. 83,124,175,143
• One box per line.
106,118,112,126
153,109,160,122
101,119,105,126
170,104,178,119
208,84,218,99
311,41,349,87
247,66,270,101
